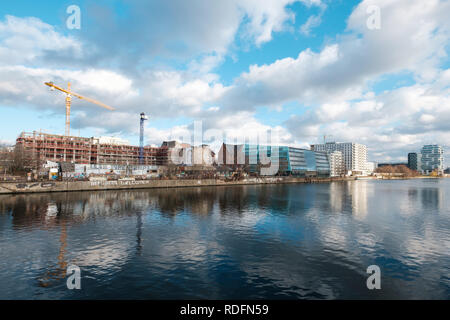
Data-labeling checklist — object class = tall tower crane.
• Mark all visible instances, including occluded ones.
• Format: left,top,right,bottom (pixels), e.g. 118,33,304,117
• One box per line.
139,112,148,164
44,82,115,136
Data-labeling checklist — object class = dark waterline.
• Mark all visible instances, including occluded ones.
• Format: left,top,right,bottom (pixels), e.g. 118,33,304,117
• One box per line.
0,179,449,299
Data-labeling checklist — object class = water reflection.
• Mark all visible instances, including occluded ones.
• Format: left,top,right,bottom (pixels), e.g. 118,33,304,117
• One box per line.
38,222,68,288
421,187,442,212
0,179,449,299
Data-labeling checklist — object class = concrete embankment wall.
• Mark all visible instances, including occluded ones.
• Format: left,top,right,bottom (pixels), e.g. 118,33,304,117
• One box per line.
0,177,356,195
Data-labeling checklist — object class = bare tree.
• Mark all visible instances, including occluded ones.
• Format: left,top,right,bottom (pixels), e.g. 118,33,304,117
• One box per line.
375,165,419,177
11,144,33,174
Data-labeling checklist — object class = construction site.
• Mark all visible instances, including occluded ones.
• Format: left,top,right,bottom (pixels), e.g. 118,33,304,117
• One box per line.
0,81,219,179
15,131,169,166
0,80,345,187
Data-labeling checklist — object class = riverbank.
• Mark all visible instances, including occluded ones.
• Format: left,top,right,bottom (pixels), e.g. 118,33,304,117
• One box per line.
0,176,358,194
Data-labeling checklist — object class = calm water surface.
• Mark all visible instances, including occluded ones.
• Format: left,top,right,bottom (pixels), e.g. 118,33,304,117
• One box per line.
0,179,449,299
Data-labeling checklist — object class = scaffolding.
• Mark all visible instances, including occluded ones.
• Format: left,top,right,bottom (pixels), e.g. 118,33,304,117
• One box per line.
15,131,168,167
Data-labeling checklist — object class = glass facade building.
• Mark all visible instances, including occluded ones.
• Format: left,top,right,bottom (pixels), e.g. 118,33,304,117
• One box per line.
219,144,330,177
407,152,421,171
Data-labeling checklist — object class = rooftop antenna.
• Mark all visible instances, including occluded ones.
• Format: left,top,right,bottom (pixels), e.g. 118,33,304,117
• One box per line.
324,134,335,143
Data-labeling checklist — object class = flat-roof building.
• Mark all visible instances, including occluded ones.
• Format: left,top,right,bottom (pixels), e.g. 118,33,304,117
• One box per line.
15,131,168,168
408,152,421,171
311,142,368,175
218,143,330,177
420,145,444,174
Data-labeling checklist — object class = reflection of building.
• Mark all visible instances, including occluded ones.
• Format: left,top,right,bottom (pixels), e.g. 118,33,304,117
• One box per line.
218,143,330,176
311,142,368,175
15,131,168,167
420,145,444,174
328,182,344,212
326,181,369,218
408,152,421,171
421,187,442,211
347,181,368,219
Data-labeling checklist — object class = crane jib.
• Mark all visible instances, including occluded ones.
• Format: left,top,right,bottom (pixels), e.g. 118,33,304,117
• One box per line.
44,81,115,136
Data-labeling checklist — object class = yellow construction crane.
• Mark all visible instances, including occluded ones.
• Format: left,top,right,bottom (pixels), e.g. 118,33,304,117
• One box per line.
45,82,115,136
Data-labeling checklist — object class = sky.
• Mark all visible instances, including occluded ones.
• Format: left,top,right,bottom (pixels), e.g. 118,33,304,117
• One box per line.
0,0,449,165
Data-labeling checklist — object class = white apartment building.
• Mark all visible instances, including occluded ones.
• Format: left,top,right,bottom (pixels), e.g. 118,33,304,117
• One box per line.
420,145,444,174
312,142,368,175
328,151,345,177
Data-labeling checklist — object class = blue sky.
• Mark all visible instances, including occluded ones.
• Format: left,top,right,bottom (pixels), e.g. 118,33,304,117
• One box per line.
0,0,449,165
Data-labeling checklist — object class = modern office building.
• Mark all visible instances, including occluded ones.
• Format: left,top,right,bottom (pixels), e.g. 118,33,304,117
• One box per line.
311,142,368,175
218,143,330,177
314,150,331,177
420,145,444,174
408,152,421,171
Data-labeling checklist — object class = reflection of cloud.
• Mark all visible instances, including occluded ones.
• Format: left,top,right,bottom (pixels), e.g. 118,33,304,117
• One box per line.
239,260,337,299
404,227,450,265
320,225,348,252
1,180,450,299
74,241,131,274
354,231,379,254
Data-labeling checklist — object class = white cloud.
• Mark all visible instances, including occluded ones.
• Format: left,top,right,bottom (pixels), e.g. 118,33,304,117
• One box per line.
80,0,325,62
285,76,450,163
238,0,299,45
0,15,82,65
142,111,294,152
222,0,450,111
300,14,322,36
0,0,450,166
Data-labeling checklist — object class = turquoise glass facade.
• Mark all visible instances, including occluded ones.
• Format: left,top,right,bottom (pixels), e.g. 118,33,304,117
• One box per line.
241,144,330,176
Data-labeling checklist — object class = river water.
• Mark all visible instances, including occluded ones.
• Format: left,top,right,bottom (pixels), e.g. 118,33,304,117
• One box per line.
0,179,449,299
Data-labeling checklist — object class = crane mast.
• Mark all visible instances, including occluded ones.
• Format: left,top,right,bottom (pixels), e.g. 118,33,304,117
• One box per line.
65,83,71,136
45,81,115,136
139,112,148,164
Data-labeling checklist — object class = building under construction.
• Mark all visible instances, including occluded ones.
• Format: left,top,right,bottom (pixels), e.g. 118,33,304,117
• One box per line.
15,131,168,167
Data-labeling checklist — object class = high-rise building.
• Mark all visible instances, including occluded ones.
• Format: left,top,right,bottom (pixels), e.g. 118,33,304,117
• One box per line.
420,145,444,174
328,151,345,177
408,152,421,171
311,142,368,175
